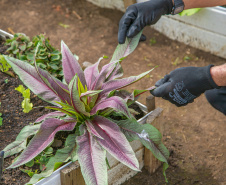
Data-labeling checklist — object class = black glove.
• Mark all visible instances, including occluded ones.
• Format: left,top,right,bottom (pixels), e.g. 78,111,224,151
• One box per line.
139,34,146,42
205,87,226,115
118,0,173,44
151,65,219,107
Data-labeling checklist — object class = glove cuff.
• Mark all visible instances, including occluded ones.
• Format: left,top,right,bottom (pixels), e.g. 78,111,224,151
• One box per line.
164,0,174,14
202,65,220,90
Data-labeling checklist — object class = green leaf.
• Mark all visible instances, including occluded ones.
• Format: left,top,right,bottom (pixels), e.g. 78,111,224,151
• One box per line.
25,159,35,167
27,42,33,48
114,118,169,159
106,158,111,169
49,63,59,70
25,134,77,185
59,23,70,29
37,63,47,69
113,118,169,179
19,55,27,60
3,124,41,158
77,76,86,96
0,113,3,126
15,85,33,113
19,43,27,51
44,147,53,155
21,97,33,113
27,53,35,61
51,55,61,61
13,49,19,55
179,8,201,16
0,55,11,72
103,55,109,59
163,162,169,183
53,162,63,171
53,101,82,120
51,50,61,55
110,30,143,62
15,85,26,94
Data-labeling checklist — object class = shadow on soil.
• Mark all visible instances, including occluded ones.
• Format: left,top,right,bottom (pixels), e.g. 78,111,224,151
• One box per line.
123,165,219,185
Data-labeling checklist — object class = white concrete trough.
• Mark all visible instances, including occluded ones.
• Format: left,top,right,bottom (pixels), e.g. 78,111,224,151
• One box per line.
0,29,13,40
86,0,226,59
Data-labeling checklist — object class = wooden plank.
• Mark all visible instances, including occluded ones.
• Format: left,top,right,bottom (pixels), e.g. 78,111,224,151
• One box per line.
60,148,144,185
146,94,155,112
60,161,85,185
144,107,164,174
108,148,144,185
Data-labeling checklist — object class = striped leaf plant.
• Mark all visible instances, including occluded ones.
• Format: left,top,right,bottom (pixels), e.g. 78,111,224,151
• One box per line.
3,32,169,185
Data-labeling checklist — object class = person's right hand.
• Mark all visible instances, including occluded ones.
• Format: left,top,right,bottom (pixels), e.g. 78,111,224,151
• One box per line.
150,65,219,107
118,0,173,44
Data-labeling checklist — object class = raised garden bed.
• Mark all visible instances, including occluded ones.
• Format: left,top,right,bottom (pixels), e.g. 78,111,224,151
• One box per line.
34,100,164,185
0,29,166,185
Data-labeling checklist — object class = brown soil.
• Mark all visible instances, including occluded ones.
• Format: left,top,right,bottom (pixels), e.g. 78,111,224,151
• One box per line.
0,0,225,185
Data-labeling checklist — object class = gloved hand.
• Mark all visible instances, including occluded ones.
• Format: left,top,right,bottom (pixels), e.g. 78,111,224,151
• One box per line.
118,0,173,44
151,65,219,107
205,87,226,115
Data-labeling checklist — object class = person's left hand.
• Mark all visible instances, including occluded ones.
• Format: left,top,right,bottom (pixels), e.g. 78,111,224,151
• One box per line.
150,65,219,106
118,0,174,44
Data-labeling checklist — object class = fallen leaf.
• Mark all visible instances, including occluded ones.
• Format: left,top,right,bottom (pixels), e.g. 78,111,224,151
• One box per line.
59,23,70,29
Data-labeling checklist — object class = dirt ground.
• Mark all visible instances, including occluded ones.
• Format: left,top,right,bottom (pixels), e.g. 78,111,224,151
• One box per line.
0,0,225,185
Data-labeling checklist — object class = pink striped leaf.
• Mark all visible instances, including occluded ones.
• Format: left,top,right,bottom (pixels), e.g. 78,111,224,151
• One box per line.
80,90,103,98
4,56,61,104
92,60,120,90
3,124,41,158
8,118,76,168
101,68,154,95
77,126,107,185
113,86,156,103
26,134,77,185
106,62,123,81
110,30,143,62
84,58,102,90
35,111,66,123
92,116,139,171
90,96,131,118
34,63,71,104
114,118,169,163
61,41,86,86
85,120,103,139
113,118,169,178
69,75,90,117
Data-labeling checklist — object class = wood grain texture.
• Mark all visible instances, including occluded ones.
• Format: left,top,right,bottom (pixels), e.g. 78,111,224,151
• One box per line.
60,161,85,185
144,107,164,174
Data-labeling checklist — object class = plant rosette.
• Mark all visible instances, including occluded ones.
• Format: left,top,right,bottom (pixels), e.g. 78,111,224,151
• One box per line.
3,31,169,185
